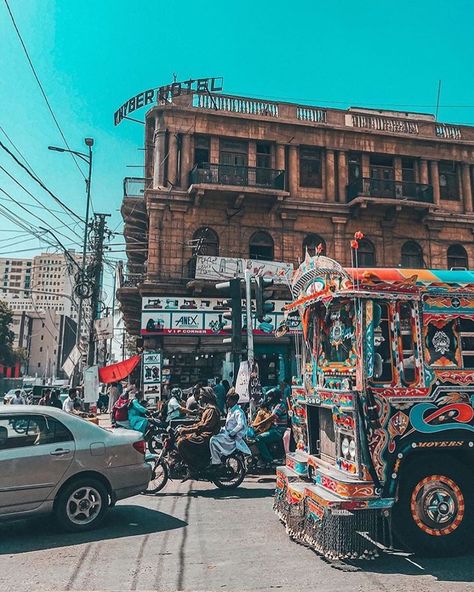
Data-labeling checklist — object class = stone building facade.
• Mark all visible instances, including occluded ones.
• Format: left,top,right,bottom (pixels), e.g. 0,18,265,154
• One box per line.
118,91,474,385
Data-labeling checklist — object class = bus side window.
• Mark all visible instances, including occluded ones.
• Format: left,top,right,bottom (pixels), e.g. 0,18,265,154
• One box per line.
459,317,474,368
373,303,393,383
399,302,416,385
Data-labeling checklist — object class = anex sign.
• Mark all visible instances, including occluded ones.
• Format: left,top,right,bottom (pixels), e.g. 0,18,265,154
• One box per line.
114,77,224,125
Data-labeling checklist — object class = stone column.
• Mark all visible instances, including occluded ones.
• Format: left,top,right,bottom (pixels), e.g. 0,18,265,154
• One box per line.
332,216,348,263
462,163,473,213
147,204,166,281
210,136,219,164
288,145,298,197
153,130,166,188
248,140,256,168
167,132,178,187
361,153,370,179
325,149,336,202
419,159,429,184
180,133,193,188
337,151,348,203
430,161,440,206
276,144,285,171
394,156,402,182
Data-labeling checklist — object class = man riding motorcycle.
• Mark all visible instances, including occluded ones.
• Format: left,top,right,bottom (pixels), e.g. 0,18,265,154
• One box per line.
253,387,288,469
176,387,221,477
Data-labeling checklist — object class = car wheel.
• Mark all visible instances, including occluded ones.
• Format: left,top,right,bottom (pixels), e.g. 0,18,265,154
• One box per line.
55,478,108,532
392,458,474,557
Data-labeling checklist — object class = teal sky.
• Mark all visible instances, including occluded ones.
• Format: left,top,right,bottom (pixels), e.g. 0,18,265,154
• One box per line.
1,0,474,290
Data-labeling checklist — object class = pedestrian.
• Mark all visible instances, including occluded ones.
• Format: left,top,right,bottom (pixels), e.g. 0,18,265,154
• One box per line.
10,390,25,405
209,389,251,469
107,382,120,415
222,379,231,395
49,389,63,409
38,388,51,406
62,388,77,413
213,377,226,414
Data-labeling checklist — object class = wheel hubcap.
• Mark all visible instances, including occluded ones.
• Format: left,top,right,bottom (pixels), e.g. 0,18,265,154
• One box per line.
66,487,102,525
411,475,464,536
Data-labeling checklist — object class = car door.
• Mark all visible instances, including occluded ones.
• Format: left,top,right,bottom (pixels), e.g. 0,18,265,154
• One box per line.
0,413,75,514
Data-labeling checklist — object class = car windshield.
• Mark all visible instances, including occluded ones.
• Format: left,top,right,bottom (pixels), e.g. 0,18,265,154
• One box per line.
318,299,356,367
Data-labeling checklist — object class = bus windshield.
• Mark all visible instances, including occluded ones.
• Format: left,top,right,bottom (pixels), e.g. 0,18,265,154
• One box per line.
318,299,356,368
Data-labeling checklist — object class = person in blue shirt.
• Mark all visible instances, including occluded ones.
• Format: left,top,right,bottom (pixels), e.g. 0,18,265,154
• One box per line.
128,391,149,434
213,377,227,414
254,388,288,468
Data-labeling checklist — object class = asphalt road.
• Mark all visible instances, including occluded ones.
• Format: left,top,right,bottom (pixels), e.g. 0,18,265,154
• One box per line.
0,476,473,592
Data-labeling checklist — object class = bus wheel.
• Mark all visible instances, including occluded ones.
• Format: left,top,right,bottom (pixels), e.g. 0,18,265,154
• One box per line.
393,458,473,557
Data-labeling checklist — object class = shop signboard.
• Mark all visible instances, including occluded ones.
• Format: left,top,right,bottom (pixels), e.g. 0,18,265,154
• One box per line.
142,351,162,400
194,256,293,285
141,296,301,336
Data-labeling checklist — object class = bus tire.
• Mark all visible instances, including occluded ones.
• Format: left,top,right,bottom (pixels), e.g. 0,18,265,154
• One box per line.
392,457,474,557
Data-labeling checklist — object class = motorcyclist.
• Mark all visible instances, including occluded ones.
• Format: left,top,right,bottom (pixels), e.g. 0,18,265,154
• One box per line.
253,387,288,469
209,389,251,471
176,387,221,478
128,391,149,434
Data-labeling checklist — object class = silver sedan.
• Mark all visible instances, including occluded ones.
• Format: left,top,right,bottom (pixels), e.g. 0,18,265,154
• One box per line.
0,406,151,531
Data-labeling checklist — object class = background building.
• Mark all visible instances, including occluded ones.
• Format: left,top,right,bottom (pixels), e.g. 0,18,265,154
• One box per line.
0,252,88,379
118,90,474,385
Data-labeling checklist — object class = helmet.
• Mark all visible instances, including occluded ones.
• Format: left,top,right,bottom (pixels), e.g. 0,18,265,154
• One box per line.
171,387,182,399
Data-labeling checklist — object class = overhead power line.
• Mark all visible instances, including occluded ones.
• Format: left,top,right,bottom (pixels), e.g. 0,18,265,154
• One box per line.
3,0,86,181
0,139,84,224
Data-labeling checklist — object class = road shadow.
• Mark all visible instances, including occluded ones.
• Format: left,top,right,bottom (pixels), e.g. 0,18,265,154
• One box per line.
189,486,275,500
0,504,186,555
331,548,474,584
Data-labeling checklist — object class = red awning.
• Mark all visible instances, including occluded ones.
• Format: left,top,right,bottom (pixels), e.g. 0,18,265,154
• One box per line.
98,355,141,384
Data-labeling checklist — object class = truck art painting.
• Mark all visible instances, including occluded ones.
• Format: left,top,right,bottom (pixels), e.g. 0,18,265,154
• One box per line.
275,251,474,559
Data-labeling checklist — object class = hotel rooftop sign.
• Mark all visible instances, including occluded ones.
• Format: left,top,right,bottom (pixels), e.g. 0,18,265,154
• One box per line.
114,77,224,126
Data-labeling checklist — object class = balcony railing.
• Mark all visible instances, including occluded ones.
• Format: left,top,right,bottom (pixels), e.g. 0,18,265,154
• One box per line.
347,177,434,204
123,177,151,198
189,163,285,190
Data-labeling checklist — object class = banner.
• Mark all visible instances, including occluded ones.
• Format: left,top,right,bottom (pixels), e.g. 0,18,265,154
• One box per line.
94,316,114,340
235,361,250,403
141,296,301,336
143,351,162,399
98,355,141,384
195,256,293,285
62,345,81,378
83,366,99,404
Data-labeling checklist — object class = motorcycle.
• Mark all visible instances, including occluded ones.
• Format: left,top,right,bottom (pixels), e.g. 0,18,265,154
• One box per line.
245,432,286,472
115,410,166,454
144,426,247,494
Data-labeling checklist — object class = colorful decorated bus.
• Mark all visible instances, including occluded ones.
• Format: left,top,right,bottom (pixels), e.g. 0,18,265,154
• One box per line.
275,250,474,558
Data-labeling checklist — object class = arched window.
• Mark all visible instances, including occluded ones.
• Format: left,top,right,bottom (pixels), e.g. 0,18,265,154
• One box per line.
401,241,424,268
192,227,219,256
447,244,468,269
358,239,375,267
302,234,326,258
249,231,274,261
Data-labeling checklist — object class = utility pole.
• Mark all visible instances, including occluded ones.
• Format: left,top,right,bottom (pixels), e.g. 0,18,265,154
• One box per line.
244,269,254,366
87,213,110,367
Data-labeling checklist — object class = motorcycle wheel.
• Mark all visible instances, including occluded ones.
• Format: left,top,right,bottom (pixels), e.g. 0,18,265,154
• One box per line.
146,432,163,454
143,459,169,494
212,454,246,490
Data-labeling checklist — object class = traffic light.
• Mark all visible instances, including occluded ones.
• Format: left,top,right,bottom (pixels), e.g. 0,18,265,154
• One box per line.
216,278,242,354
255,276,275,322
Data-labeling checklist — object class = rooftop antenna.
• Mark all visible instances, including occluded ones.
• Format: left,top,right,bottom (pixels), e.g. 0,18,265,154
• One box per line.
435,80,442,121
172,72,177,83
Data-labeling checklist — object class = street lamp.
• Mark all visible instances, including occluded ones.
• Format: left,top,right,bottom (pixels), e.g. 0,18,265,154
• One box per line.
48,138,94,384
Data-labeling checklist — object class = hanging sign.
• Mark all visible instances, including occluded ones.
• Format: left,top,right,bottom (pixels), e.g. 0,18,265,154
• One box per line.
142,351,162,400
